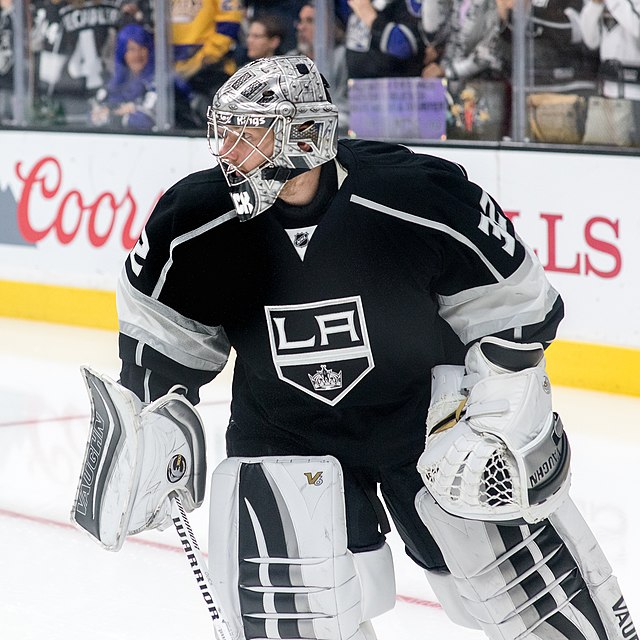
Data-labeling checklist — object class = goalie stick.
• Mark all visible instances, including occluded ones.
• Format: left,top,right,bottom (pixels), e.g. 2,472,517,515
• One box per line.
170,494,234,640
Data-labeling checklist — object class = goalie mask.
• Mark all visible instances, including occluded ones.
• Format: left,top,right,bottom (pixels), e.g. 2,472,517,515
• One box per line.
207,55,339,221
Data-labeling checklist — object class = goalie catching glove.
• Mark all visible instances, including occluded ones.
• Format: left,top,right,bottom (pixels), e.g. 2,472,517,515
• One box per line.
417,336,571,524
71,366,207,550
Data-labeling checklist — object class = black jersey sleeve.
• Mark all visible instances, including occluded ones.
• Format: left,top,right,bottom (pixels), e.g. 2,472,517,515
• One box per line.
421,168,563,347
116,169,235,404
346,143,564,347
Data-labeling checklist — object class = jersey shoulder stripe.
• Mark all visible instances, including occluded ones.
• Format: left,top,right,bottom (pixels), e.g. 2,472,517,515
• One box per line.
125,167,236,298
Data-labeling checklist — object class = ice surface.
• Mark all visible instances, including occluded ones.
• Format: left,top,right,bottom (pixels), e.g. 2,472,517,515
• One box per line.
1,318,637,640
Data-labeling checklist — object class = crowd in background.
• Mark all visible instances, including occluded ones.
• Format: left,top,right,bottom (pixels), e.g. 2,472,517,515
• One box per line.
1,0,640,146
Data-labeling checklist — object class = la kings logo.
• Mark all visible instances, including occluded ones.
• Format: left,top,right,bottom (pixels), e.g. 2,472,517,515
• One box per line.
265,296,374,405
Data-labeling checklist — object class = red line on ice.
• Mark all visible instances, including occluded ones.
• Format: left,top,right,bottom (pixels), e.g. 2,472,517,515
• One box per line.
0,398,230,428
0,507,441,610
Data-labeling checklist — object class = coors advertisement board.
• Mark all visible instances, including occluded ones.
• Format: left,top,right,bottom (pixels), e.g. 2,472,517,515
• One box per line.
0,129,638,349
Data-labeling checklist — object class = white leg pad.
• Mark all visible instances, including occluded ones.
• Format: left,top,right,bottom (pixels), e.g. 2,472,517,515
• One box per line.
209,456,395,640
416,488,638,640
549,499,638,640
424,570,482,629
353,544,396,623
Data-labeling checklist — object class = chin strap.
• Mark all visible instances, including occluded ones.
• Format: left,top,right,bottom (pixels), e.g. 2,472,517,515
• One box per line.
261,165,310,182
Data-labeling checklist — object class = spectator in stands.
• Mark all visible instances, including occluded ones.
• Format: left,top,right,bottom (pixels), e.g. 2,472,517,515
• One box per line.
91,23,156,129
498,0,598,94
245,0,305,53
422,0,509,140
236,14,286,66
345,0,424,78
580,0,640,100
290,1,316,57
0,0,13,123
420,0,449,76
421,0,505,84
247,15,285,59
288,1,350,135
91,23,196,130
119,0,153,28
30,0,122,124
172,0,244,122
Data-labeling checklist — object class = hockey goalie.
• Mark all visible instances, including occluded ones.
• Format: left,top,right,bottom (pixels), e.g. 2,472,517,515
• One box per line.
70,53,636,640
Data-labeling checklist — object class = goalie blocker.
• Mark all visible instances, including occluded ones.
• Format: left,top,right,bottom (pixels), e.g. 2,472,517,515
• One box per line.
416,337,637,640
71,367,207,551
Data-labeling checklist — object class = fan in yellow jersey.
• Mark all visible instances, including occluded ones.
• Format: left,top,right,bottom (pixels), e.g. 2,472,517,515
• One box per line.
172,0,245,106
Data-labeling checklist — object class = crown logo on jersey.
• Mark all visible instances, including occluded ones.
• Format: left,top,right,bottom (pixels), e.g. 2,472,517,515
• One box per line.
308,364,342,391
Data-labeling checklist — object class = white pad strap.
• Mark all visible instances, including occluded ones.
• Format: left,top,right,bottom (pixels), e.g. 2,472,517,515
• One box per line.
71,367,206,550
416,489,638,640
425,365,467,433
208,456,395,640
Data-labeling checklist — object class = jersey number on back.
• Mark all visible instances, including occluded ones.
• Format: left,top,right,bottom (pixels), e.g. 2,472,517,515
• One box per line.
478,190,515,256
130,228,150,276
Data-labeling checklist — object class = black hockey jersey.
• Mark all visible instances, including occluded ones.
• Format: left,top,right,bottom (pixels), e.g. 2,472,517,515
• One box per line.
118,139,563,467
31,0,123,96
346,0,425,78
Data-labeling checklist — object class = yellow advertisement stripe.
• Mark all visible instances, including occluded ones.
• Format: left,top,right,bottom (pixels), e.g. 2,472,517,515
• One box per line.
0,280,117,331
545,340,640,397
1,279,638,396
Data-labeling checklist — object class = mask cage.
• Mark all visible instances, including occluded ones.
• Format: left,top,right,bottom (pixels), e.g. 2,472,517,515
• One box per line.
207,108,285,187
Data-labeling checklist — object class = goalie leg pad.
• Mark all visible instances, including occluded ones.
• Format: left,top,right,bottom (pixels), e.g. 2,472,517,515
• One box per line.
71,367,207,550
416,488,637,640
424,569,481,630
209,456,396,640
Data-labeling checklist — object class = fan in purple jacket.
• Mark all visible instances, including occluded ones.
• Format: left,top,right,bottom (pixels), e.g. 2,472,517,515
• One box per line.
91,24,193,130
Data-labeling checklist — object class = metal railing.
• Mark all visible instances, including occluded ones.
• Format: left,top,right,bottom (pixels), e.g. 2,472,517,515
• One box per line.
2,0,633,150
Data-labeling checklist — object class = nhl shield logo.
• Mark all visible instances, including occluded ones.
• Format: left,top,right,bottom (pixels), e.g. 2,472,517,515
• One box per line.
265,296,375,406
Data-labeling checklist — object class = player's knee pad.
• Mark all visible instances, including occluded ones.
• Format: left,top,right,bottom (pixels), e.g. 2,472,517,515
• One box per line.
416,489,638,640
72,367,207,550
208,456,396,640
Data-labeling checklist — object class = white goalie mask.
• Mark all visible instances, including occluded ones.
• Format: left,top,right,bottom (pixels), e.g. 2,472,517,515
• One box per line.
207,55,339,221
